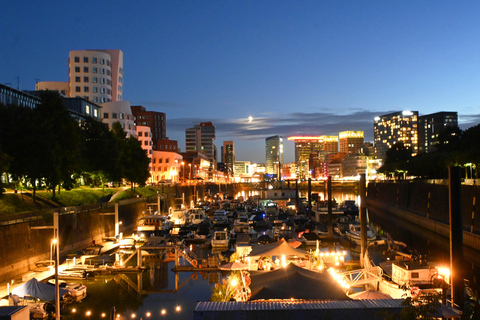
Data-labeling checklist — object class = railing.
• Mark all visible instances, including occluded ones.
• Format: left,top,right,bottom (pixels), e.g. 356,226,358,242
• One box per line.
177,241,198,266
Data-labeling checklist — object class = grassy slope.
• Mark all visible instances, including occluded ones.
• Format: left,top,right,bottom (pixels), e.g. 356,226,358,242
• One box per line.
0,186,161,216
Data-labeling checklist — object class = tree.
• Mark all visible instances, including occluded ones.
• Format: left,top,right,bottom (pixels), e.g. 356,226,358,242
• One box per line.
378,142,412,179
122,136,151,190
80,117,120,188
111,122,150,190
35,91,82,198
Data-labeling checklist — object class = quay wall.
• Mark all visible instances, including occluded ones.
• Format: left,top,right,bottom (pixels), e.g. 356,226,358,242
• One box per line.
366,181,480,251
0,200,146,284
0,183,239,284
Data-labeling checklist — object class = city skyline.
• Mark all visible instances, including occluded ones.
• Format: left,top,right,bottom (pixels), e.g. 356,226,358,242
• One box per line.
2,1,480,163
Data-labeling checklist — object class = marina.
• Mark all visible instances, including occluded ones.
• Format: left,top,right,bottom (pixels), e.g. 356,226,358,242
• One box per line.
0,185,477,320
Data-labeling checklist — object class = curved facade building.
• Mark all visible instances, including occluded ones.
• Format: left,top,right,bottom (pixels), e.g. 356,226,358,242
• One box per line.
101,101,136,137
68,49,123,104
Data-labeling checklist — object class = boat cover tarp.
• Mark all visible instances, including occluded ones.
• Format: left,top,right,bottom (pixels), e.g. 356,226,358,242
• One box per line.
248,239,309,257
12,278,68,301
249,263,350,300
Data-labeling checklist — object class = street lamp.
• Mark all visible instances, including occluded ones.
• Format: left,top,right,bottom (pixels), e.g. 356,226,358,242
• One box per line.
50,239,57,267
181,162,185,184
189,164,192,184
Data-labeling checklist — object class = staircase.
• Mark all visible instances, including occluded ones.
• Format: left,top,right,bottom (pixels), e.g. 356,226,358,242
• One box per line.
176,240,198,267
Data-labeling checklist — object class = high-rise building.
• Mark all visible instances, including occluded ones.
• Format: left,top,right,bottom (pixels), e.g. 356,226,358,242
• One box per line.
287,136,339,179
265,135,283,177
339,131,364,154
37,49,124,104
185,122,216,167
131,105,167,149
374,111,418,160
418,112,458,154
222,141,235,176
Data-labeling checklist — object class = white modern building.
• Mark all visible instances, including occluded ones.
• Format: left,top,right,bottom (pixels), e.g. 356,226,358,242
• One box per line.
36,49,124,104
101,101,136,137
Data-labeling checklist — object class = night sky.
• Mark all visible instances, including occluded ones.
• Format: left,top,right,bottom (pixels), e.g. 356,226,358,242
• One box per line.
2,1,480,163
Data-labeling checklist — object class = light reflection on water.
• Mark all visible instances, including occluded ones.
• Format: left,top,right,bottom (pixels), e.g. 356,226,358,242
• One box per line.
61,241,355,320
62,258,216,320
61,192,367,319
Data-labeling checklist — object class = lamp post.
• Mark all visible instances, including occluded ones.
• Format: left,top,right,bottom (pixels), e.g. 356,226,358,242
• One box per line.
189,164,192,184
181,162,185,184
50,239,57,267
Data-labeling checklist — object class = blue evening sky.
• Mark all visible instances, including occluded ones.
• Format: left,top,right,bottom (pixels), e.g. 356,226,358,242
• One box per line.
2,1,480,163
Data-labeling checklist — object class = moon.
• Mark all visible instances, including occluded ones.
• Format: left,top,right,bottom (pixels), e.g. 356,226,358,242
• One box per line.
248,116,253,123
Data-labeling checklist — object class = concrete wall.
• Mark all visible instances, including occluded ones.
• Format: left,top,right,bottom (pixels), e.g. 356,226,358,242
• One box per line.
0,201,145,283
366,181,480,251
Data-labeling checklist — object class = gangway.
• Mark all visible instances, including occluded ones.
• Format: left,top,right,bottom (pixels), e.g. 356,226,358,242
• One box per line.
339,266,383,289
118,239,198,268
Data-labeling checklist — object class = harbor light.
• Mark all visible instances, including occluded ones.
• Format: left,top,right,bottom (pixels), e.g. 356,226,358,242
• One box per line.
71,308,76,313
131,313,136,318
437,267,450,283
161,309,167,315
101,313,106,317
86,311,92,316
176,306,181,312
146,311,151,317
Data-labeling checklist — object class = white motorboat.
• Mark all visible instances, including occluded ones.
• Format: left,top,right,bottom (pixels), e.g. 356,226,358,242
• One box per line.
211,231,230,248
378,260,450,299
48,279,87,300
344,223,376,244
212,210,229,226
137,214,173,238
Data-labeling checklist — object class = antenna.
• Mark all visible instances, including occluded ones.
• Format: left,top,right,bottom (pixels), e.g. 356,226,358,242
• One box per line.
16,76,20,90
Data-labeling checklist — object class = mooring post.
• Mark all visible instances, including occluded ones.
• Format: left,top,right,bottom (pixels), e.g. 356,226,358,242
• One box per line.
360,174,367,268
295,180,299,210
308,178,312,212
449,166,464,308
327,176,333,238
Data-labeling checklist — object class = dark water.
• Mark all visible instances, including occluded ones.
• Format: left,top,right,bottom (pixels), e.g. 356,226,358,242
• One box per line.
59,197,480,319
368,209,480,306
61,255,217,320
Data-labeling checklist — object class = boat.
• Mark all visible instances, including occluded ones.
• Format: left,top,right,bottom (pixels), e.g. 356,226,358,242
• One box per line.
264,201,279,219
169,209,189,226
300,232,322,246
212,210,229,226
189,208,209,225
378,260,450,299
8,294,55,319
47,279,87,300
340,200,359,216
211,231,230,248
137,214,173,238
248,211,268,228
344,223,376,244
